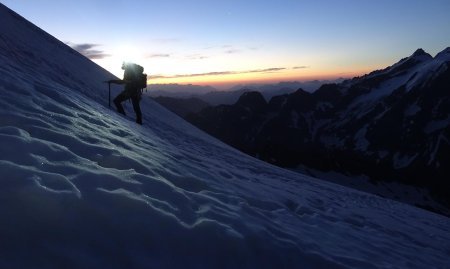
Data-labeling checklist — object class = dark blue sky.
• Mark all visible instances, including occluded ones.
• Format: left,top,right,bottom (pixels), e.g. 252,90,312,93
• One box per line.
2,0,450,87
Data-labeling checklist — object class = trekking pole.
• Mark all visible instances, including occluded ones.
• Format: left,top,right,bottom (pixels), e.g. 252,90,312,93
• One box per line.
108,81,111,108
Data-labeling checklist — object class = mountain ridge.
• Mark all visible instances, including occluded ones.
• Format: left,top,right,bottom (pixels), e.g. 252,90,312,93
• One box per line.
186,47,450,215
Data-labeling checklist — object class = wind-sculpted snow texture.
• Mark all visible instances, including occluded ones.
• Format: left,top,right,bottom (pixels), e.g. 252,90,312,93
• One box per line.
0,4,450,269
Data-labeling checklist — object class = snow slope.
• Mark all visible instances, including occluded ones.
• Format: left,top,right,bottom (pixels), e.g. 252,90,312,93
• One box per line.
1,3,450,269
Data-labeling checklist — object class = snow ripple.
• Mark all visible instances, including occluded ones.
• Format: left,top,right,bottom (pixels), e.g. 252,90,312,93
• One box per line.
1,5,450,267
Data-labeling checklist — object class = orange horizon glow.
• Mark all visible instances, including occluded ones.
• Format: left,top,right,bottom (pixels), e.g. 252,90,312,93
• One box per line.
147,67,376,89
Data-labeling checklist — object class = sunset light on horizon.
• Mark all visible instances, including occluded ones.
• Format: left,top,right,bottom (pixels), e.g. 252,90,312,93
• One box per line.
2,0,450,89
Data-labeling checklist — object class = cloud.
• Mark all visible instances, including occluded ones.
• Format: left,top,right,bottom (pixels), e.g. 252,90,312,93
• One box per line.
147,53,171,58
157,71,235,78
203,44,247,54
154,67,286,79
149,74,169,79
251,67,286,73
146,53,208,60
186,54,209,60
292,66,310,69
69,43,110,60
225,49,241,54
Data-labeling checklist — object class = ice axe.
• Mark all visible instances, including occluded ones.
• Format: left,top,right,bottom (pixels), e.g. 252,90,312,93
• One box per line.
105,79,124,108
103,80,112,108
108,81,111,108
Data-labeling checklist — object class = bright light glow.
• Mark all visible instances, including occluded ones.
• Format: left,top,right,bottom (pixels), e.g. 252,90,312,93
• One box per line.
95,44,146,79
113,44,142,64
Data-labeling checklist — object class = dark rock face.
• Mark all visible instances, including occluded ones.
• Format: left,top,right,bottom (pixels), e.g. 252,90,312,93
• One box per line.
235,91,268,112
187,91,269,154
185,48,450,213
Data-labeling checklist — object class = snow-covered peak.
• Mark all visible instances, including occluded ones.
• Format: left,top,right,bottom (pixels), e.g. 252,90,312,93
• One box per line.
411,48,433,60
345,46,447,103
1,3,450,268
392,48,433,70
435,47,450,62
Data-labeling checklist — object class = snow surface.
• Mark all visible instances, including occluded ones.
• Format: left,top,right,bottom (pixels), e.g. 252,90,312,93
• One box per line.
353,72,410,106
294,165,450,218
392,153,419,170
354,125,370,151
346,47,449,120
1,4,450,269
404,103,422,117
425,118,450,134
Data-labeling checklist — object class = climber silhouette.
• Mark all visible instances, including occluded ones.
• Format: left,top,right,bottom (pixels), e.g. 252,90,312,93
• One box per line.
108,62,145,125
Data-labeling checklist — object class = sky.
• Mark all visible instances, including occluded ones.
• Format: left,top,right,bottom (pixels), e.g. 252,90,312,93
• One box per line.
2,0,450,89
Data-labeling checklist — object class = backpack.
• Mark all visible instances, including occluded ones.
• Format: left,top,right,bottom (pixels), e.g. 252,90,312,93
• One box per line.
134,64,147,90
125,63,147,92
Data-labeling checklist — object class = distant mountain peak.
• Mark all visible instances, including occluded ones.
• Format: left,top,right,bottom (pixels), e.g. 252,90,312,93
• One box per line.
410,48,432,60
385,48,433,75
435,47,450,61
440,47,450,54
412,48,426,56
236,91,267,111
